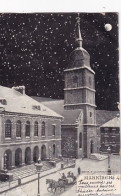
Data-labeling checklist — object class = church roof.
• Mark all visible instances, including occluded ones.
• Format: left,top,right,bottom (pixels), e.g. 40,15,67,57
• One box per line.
38,99,82,125
0,86,62,118
62,109,82,125
101,116,120,127
96,110,119,126
31,97,119,126
72,47,89,56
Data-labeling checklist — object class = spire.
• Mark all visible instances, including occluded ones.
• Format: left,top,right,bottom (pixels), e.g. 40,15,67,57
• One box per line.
75,13,83,47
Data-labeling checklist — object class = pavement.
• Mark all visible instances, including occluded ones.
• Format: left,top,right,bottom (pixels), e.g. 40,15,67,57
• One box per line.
0,155,121,196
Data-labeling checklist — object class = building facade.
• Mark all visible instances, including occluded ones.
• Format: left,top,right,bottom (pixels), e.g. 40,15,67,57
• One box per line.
61,109,83,159
100,116,120,154
0,86,62,170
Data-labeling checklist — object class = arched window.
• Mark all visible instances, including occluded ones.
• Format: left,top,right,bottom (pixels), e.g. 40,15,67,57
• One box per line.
73,76,78,87
16,120,21,137
79,132,82,148
5,119,12,138
52,125,56,136
34,121,38,136
25,121,30,137
41,121,45,136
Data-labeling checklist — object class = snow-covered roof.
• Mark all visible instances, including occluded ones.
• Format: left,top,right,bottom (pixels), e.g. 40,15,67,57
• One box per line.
32,96,119,126
101,117,120,128
0,85,62,118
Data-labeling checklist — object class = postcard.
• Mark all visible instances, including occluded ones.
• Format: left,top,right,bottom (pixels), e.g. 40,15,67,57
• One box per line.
0,10,120,196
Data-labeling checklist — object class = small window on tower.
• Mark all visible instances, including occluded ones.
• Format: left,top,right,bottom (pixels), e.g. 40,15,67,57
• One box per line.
90,112,92,117
89,77,91,85
73,76,78,87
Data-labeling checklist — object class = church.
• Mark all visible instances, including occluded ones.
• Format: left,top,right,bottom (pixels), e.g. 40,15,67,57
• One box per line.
34,17,98,159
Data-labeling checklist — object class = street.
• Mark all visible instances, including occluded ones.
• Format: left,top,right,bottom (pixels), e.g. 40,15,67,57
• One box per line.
1,155,120,196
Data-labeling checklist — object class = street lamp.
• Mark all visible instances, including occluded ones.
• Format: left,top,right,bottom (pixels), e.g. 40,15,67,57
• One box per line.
107,146,111,175
4,153,8,173
35,157,43,196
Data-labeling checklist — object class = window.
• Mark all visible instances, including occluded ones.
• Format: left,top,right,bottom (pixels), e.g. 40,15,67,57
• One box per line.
79,133,82,148
16,120,21,137
104,128,109,134
89,76,92,85
5,119,12,138
0,98,7,105
25,121,30,137
32,105,41,110
90,112,92,117
41,121,45,136
52,125,56,136
73,76,78,87
34,121,38,136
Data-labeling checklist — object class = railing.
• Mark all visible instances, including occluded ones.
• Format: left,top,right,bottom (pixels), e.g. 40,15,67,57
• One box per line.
0,162,55,194
61,158,76,169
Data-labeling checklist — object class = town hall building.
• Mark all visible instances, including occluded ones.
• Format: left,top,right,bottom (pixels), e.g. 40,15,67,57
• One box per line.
0,85,62,170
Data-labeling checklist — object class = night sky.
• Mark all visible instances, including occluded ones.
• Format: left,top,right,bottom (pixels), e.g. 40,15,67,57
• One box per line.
0,13,119,110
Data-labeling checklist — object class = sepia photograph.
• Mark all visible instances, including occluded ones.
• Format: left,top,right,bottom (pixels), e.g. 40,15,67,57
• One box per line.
0,11,120,195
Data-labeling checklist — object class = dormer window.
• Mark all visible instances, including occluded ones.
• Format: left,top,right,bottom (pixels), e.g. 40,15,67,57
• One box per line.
0,98,7,105
32,105,41,110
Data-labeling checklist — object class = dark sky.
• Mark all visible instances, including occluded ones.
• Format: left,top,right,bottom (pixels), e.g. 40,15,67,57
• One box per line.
0,13,119,110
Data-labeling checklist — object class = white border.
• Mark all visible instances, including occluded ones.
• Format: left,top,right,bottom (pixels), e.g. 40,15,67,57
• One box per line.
0,0,120,13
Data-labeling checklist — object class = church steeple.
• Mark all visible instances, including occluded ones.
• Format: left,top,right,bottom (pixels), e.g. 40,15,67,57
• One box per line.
64,14,97,158
75,13,83,48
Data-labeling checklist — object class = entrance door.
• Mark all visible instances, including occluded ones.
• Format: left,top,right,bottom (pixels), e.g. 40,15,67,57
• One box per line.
15,148,22,167
33,146,39,163
90,140,94,154
41,145,46,161
4,150,12,170
25,147,31,164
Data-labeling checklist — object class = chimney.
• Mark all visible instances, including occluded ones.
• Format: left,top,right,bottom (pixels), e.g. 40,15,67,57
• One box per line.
116,113,120,118
12,86,25,95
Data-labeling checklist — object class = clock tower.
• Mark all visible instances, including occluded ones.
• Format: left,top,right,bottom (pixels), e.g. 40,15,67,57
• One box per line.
64,15,97,158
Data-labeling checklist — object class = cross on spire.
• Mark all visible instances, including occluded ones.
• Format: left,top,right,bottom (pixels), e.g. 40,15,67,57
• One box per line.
76,13,81,26
75,13,82,47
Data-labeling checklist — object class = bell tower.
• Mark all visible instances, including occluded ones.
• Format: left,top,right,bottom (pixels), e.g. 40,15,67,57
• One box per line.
64,14,97,158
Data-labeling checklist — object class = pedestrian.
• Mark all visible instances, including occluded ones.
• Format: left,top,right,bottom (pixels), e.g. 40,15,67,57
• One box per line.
78,167,81,175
